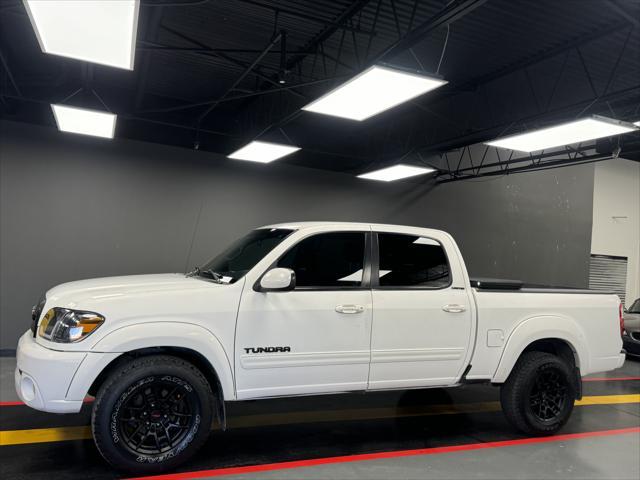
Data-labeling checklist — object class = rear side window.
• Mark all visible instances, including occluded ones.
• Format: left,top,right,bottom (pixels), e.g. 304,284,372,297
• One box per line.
277,232,365,288
377,233,450,288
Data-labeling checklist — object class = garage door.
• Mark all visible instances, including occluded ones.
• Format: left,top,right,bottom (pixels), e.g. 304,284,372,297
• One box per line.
589,254,628,306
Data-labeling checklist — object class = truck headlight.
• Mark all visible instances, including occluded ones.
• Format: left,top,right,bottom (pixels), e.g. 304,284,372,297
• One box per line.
38,308,104,343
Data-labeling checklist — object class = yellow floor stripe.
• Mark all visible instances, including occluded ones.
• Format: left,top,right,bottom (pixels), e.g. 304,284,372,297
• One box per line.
575,394,640,406
0,425,91,446
0,394,638,447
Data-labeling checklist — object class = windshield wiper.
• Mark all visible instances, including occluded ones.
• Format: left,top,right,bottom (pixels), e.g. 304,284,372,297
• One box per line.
201,269,224,283
186,266,201,278
187,267,225,283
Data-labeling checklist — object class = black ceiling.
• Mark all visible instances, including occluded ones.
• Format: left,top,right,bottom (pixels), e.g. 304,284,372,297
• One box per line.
1,0,639,177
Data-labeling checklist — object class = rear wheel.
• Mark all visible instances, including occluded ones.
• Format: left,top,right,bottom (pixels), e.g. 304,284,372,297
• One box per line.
500,351,576,435
92,355,214,474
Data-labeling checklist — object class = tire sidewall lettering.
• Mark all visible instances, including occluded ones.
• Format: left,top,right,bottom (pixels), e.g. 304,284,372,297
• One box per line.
110,376,156,444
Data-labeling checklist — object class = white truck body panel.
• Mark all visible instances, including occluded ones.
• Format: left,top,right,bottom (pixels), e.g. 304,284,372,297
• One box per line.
472,290,623,381
15,222,625,413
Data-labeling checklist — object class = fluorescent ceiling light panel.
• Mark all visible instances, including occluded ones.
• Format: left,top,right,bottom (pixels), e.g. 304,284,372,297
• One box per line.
485,116,638,153
302,65,447,121
51,104,116,139
228,141,300,163
358,164,435,182
24,0,140,70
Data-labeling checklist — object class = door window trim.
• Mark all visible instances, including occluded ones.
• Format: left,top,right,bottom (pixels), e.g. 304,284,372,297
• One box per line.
254,231,373,292
371,232,453,291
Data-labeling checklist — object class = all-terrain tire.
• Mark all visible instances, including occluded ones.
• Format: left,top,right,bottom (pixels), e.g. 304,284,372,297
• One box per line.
91,355,214,474
500,351,576,435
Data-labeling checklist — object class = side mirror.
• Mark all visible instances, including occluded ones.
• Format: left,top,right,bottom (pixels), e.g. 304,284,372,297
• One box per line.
257,268,296,292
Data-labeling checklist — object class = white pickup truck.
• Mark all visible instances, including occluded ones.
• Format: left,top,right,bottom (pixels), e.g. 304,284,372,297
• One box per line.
16,222,625,473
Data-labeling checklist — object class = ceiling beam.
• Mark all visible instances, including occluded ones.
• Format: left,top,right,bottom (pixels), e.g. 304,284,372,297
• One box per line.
419,85,640,154
237,0,376,36
0,47,21,97
137,75,346,114
285,0,372,73
374,0,489,63
196,31,283,124
138,43,316,55
437,150,612,183
160,25,306,98
608,0,640,28
134,6,165,110
452,19,629,93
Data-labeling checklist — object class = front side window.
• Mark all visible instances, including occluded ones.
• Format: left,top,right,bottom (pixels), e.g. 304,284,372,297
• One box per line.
377,233,450,288
629,299,640,314
199,228,294,283
277,232,366,288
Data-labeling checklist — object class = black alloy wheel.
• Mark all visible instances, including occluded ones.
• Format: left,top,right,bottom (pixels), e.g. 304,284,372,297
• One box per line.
116,376,199,456
526,366,570,423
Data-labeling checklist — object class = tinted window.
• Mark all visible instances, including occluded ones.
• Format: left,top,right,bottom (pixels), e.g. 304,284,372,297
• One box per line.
277,232,365,288
378,233,450,288
201,228,293,283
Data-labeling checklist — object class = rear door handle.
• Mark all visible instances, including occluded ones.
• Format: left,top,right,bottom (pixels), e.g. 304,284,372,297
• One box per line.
442,304,466,313
336,304,365,314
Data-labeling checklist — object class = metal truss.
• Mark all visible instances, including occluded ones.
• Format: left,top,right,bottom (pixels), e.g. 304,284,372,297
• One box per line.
432,143,618,183
225,0,488,139
2,0,639,174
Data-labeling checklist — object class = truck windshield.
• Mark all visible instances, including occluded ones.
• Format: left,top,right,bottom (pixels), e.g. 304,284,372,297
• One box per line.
195,228,294,284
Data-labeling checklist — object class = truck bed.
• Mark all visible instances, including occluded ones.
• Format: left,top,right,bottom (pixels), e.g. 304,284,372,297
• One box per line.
466,280,622,382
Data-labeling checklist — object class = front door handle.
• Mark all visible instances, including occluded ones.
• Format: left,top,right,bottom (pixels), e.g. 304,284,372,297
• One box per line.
336,304,365,314
442,304,466,313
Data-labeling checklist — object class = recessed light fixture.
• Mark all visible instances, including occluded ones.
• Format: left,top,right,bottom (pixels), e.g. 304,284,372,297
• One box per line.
358,164,436,182
51,104,116,139
228,141,301,163
23,0,140,70
485,116,638,153
302,65,447,121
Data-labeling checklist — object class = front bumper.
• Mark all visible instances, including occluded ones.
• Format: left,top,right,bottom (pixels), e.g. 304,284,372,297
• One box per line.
15,331,86,413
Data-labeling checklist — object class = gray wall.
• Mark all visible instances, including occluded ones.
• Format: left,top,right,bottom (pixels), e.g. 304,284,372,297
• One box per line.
0,120,595,349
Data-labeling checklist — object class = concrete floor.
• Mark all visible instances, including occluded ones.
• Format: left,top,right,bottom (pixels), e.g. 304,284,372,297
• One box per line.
219,433,640,480
1,356,639,480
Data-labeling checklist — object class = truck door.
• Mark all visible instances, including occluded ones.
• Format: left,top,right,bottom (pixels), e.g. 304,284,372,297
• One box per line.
368,230,474,390
235,229,373,400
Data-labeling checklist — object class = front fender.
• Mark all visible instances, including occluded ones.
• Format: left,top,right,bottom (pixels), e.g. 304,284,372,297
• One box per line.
491,315,589,383
66,322,235,401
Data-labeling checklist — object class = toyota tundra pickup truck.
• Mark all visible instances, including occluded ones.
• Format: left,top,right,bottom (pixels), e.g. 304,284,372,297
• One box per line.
16,222,626,473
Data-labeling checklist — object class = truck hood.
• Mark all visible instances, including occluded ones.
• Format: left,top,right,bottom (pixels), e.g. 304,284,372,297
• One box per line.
46,273,220,308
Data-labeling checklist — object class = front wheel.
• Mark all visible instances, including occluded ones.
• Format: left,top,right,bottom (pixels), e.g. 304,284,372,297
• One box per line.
500,351,576,435
92,355,214,474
